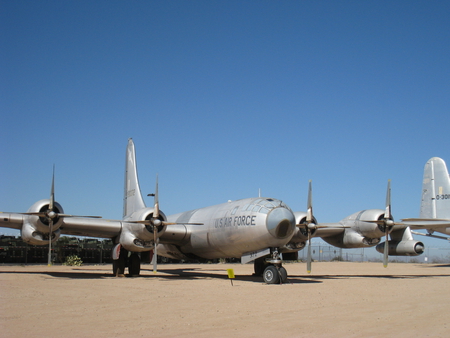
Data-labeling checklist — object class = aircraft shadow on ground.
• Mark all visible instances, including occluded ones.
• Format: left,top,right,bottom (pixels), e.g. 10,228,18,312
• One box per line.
134,267,323,284
1,266,450,283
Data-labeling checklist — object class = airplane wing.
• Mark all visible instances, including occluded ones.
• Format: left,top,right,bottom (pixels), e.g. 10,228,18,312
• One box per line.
58,217,122,238
0,211,122,240
401,218,450,230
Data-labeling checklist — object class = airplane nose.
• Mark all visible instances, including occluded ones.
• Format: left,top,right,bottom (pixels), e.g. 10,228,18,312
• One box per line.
266,207,296,239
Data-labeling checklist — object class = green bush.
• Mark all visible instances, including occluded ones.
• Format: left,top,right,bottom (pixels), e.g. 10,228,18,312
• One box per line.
63,255,83,266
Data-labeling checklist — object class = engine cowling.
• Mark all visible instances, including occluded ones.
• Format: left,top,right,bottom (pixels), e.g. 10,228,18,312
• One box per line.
376,240,424,256
20,199,64,245
322,230,381,248
343,209,388,239
120,207,167,252
282,212,317,251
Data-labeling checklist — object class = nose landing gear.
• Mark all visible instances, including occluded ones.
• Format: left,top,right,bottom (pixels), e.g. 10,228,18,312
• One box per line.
255,248,289,284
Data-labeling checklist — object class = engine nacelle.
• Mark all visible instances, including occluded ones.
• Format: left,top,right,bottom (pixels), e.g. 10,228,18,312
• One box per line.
343,209,389,239
322,230,381,248
282,212,318,252
376,240,425,256
26,199,65,233
120,207,167,252
21,220,61,245
19,199,64,245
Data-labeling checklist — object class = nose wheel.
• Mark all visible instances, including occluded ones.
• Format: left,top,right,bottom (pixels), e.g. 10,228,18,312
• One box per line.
259,248,288,284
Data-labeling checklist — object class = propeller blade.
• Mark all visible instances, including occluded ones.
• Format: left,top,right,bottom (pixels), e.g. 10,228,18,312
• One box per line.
152,175,159,274
47,166,56,267
306,180,313,223
49,165,55,212
153,225,158,274
383,180,392,268
132,220,203,226
48,219,53,266
306,230,312,274
57,214,102,218
383,227,389,268
385,179,391,220
154,174,159,219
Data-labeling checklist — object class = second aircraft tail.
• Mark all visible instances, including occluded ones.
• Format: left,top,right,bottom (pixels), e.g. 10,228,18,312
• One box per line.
420,157,450,219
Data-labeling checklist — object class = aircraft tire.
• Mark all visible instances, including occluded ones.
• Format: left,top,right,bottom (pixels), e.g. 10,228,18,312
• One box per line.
128,253,141,277
279,266,287,283
113,257,126,277
263,265,280,284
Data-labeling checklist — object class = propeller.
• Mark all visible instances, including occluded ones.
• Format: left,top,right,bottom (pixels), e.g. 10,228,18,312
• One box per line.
296,180,316,274
362,180,395,268
306,180,315,273
48,166,55,266
139,175,203,274
381,180,394,268
21,167,101,266
152,175,160,274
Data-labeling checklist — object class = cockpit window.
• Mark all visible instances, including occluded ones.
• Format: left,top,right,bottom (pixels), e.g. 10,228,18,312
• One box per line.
243,198,292,214
259,207,269,214
252,205,261,212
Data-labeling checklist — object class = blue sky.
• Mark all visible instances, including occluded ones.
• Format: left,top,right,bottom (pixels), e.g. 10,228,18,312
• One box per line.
1,1,449,251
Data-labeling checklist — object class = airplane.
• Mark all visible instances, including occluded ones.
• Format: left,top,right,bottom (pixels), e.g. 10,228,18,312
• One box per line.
0,139,424,284
402,157,450,241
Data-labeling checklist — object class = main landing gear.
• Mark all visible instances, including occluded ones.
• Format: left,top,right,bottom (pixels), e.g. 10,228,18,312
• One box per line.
112,246,141,277
254,249,288,284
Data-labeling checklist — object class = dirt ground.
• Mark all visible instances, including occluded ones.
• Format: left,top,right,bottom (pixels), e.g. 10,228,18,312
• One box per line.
1,261,449,337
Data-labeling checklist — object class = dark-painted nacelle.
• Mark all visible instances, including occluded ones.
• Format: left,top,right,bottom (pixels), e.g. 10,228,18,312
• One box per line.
376,240,424,256
20,199,64,245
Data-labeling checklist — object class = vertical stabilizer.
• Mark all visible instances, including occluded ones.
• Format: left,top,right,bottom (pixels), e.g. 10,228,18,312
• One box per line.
123,139,146,219
420,157,450,219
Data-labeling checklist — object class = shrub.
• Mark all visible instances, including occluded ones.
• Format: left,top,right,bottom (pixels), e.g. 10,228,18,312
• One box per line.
64,255,83,266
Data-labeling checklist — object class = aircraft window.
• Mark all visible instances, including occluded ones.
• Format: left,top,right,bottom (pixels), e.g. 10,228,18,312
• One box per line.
253,199,264,205
259,207,269,214
266,199,274,202
263,201,275,208
252,205,261,212
242,204,251,211
231,206,239,215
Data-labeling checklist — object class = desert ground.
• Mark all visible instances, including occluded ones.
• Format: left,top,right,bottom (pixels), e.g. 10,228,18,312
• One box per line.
1,261,449,338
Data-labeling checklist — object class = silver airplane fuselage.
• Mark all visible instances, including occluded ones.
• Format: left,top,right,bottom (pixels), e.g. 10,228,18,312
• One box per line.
159,197,296,260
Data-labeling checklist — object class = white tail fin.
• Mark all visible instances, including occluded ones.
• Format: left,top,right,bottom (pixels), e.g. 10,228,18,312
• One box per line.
420,157,450,219
123,139,146,219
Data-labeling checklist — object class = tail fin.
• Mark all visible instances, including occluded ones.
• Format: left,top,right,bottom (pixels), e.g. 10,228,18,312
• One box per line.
123,139,146,219
420,157,450,219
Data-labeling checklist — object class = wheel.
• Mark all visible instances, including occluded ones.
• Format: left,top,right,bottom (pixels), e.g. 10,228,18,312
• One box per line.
279,266,287,284
263,265,280,284
112,247,127,277
128,253,141,277
113,257,126,277
254,257,266,276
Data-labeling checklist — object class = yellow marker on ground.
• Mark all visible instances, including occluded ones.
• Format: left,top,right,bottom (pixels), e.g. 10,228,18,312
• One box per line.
227,269,235,286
